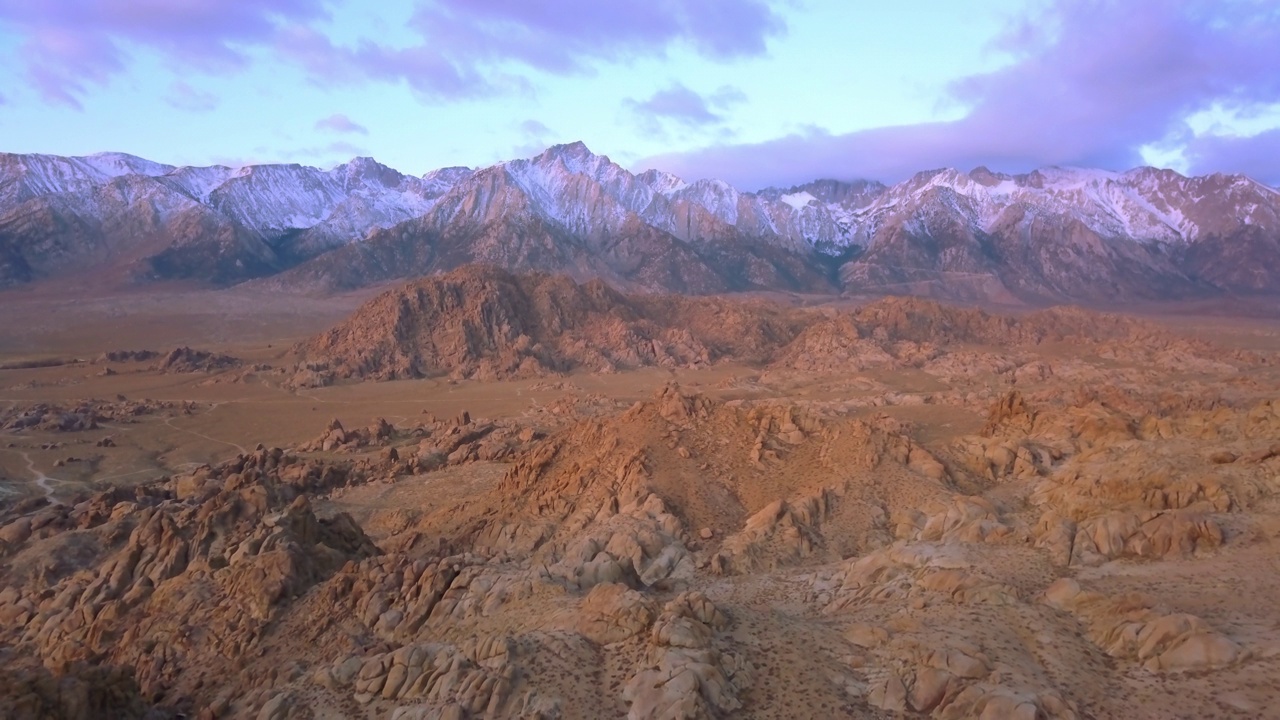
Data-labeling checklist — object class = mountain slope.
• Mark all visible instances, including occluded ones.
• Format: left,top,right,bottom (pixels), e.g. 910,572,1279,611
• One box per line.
273,152,839,295
835,166,1280,300
0,153,455,287
0,144,1277,301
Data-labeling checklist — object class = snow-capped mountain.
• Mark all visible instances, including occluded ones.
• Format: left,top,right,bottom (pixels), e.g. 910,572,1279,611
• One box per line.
832,165,1280,300
0,142,1277,301
477,141,858,252
0,152,175,206
280,143,842,294
0,152,457,285
842,165,1279,247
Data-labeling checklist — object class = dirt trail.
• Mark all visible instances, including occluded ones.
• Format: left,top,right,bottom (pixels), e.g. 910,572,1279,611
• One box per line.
15,451,61,505
161,415,249,455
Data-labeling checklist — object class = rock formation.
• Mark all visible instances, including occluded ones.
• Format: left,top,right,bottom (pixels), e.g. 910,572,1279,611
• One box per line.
2,269,1279,718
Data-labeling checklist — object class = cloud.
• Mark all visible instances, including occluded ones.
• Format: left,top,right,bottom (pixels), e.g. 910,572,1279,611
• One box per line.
521,119,551,137
3,1,785,105
639,0,1280,189
165,80,218,112
315,113,368,135
1184,128,1280,184
278,0,785,100
0,0,328,106
626,84,725,127
20,29,126,109
511,118,555,157
274,25,500,100
409,1,784,72
323,140,367,158
624,83,747,140
269,140,369,167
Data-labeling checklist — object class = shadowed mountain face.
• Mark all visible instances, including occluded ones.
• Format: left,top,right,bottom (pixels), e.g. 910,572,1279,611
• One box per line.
1,144,1278,301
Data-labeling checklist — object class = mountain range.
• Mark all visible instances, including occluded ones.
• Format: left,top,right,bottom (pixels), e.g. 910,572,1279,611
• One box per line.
1,142,1277,302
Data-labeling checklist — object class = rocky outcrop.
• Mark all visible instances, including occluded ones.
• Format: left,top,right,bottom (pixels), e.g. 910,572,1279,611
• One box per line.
623,592,746,720
816,544,1023,611
296,266,801,381
156,347,240,374
709,491,833,575
315,637,559,716
299,268,1248,384
0,446,379,710
1043,579,1242,672
2,398,185,432
0,653,150,720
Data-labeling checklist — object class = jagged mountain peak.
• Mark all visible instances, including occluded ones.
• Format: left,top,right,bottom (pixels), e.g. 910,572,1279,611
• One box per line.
967,166,1011,186
524,140,621,179
333,156,405,189
2,144,1279,301
542,140,594,159
635,168,688,195
758,178,887,210
1022,166,1121,188
423,166,474,182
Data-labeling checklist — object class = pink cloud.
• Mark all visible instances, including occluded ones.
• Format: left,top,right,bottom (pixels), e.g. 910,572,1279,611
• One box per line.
639,0,1280,188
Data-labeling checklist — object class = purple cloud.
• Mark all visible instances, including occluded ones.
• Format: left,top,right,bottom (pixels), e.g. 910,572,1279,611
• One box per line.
0,0,327,106
625,83,744,129
4,0,784,105
165,80,218,112
315,113,369,136
640,0,1280,188
264,140,369,168
411,0,784,72
278,1,784,100
322,140,367,159
1184,128,1280,185
274,25,500,100
511,118,557,157
521,119,551,137
19,28,125,109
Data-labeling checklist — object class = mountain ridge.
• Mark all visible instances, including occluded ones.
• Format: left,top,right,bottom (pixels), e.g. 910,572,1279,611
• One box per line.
1,143,1277,301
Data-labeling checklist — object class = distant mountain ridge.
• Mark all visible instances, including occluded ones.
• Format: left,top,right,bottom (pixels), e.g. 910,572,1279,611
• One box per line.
1,143,1277,301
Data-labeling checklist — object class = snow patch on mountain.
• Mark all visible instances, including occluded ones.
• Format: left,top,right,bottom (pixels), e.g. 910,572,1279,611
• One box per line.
780,191,816,210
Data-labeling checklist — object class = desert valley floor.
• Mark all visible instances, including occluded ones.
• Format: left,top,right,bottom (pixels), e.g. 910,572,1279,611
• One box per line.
3,270,1280,719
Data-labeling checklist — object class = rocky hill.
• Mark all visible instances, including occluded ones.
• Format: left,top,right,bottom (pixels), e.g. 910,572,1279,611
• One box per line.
2,144,1278,301
295,266,806,381
296,266,1240,384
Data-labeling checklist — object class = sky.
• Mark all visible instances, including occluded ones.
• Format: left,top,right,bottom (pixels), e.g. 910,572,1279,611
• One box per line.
1,0,1279,189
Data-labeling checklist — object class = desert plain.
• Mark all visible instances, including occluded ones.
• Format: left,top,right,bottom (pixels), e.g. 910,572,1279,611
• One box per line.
3,267,1280,719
